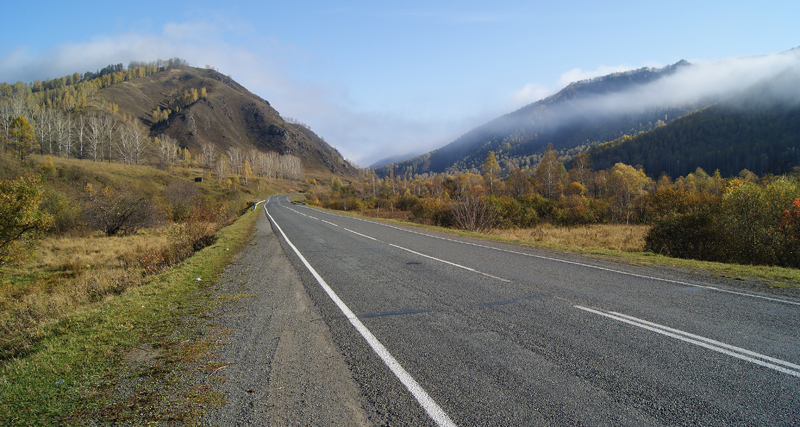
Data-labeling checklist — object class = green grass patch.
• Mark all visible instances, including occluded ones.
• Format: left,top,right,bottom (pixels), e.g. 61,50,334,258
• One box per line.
0,208,261,425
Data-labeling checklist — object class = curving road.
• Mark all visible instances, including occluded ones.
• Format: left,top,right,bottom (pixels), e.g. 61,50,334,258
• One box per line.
263,194,800,426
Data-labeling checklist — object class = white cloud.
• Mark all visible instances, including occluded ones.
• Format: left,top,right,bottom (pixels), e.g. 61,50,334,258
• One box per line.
509,64,644,109
556,64,636,87
509,83,553,109
0,19,468,167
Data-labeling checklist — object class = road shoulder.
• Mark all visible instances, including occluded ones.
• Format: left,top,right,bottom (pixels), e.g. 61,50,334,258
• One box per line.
200,211,370,426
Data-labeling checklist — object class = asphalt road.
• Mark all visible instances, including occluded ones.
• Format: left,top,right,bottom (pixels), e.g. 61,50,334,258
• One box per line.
251,195,799,426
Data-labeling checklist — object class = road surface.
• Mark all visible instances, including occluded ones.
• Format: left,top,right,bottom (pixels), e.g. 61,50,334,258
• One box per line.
207,194,800,426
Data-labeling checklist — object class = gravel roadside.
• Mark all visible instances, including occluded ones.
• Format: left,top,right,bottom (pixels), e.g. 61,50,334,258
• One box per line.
199,211,371,426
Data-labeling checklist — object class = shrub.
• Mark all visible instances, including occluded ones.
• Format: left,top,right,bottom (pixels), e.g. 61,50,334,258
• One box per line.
555,195,598,226
412,197,454,227
642,187,720,223
164,180,200,221
486,196,538,229
519,194,556,220
644,209,726,261
40,190,83,234
720,177,800,266
0,176,53,266
82,183,163,236
452,194,495,233
396,194,420,211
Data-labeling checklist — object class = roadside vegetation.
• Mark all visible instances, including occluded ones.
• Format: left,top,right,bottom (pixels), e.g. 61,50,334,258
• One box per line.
0,147,309,424
308,148,800,272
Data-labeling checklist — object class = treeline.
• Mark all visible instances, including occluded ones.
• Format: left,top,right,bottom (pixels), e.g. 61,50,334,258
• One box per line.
0,61,302,187
0,58,190,113
310,148,800,268
197,142,303,183
0,107,303,186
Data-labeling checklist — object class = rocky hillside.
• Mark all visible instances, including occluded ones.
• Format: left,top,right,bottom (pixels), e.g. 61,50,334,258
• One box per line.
89,66,355,175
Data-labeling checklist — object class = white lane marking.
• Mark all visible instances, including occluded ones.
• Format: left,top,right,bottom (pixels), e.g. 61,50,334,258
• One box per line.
279,200,508,282
265,203,457,427
343,228,380,241
575,305,800,378
388,244,511,283
298,205,800,307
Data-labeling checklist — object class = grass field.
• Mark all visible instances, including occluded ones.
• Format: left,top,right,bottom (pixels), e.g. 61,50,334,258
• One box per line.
0,206,261,425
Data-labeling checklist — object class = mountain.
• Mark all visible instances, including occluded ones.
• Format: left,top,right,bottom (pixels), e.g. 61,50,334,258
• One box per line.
376,48,800,179
100,66,355,175
4,63,355,176
588,67,800,178
376,60,702,177
369,151,425,169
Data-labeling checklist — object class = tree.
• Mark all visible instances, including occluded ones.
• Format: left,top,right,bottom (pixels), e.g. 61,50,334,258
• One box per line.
569,151,593,195
201,142,217,169
607,163,652,224
128,121,150,165
482,151,501,195
536,145,565,200
7,116,38,162
0,176,53,266
506,166,531,197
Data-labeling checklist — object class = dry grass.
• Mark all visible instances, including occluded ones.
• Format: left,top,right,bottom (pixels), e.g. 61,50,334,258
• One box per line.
492,223,650,253
0,228,173,358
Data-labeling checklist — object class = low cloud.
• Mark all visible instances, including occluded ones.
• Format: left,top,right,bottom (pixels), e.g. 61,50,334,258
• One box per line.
509,83,552,109
509,64,638,109
4,20,796,169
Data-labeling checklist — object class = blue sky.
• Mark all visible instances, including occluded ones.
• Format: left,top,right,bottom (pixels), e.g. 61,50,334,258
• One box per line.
1,1,797,166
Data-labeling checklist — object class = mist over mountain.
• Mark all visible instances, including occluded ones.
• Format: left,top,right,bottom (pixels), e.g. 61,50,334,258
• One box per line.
369,151,425,169
375,48,800,178
589,64,800,178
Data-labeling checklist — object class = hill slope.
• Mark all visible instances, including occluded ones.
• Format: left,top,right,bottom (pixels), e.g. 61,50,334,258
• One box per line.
377,48,800,178
376,60,701,176
588,65,800,177
88,66,355,175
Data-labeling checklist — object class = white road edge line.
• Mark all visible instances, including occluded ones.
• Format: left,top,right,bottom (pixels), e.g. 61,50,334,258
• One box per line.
265,199,457,427
575,305,800,378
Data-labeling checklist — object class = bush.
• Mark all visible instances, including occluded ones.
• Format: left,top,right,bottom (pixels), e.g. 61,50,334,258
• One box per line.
644,209,726,261
519,194,558,222
486,196,538,229
40,189,83,234
720,177,800,266
164,180,200,221
452,195,495,233
642,187,720,223
555,195,598,226
0,176,53,266
396,194,420,211
412,197,454,227
83,184,163,236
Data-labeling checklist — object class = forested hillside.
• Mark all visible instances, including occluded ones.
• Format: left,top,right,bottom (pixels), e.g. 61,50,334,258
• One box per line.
0,59,355,177
589,69,800,178
377,49,800,181
376,60,702,177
